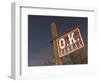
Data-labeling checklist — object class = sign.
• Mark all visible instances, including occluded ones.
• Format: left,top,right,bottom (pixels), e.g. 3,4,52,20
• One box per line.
56,28,84,57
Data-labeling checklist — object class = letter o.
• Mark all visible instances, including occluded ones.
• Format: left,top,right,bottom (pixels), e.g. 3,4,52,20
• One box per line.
59,38,65,49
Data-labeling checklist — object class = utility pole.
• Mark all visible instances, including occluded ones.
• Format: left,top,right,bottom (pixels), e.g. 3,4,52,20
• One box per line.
51,22,63,65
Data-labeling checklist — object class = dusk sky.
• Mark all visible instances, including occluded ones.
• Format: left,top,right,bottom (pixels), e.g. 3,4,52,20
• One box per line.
28,15,88,66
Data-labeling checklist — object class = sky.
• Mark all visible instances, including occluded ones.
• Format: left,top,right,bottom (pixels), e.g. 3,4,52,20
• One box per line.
28,15,88,66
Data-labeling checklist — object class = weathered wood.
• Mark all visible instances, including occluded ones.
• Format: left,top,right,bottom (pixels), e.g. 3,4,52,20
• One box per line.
51,22,63,65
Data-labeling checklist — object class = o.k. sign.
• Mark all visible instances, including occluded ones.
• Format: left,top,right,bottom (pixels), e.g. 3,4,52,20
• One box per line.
56,28,84,57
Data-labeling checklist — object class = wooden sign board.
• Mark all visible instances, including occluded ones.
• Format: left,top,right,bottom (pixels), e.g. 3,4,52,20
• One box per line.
56,28,84,57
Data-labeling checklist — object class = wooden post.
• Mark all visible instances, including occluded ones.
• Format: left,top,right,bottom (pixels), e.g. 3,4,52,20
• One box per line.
51,22,63,65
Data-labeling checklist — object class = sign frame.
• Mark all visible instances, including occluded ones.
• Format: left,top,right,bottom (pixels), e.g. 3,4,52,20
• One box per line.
56,28,85,57
11,2,97,80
